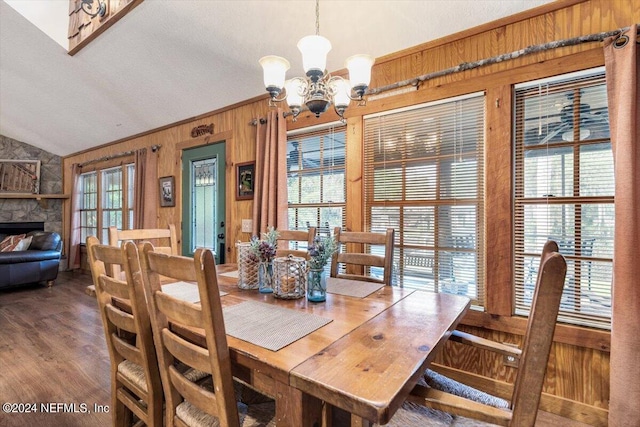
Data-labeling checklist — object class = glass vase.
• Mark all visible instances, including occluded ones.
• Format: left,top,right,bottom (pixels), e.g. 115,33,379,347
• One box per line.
307,268,327,302
258,261,273,293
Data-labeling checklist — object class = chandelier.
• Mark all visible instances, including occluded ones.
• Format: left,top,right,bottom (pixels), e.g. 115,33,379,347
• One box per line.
259,0,374,120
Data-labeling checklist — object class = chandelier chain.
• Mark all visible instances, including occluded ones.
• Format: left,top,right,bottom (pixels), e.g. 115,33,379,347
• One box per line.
315,0,320,36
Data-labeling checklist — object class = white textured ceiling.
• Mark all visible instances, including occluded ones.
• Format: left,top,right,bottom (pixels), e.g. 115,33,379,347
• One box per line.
0,0,553,157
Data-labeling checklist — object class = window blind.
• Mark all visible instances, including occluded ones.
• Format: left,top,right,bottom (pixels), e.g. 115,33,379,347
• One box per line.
513,67,613,329
364,93,485,305
287,123,346,246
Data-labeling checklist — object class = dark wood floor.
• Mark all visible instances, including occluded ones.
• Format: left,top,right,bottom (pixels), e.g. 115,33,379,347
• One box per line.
0,272,594,427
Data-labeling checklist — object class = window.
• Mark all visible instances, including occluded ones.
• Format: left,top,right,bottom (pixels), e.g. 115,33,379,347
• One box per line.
363,93,485,305
286,124,346,251
514,67,613,330
79,172,97,244
79,164,135,244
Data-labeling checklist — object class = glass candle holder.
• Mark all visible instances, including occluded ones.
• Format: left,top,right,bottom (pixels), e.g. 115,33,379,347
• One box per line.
272,255,306,299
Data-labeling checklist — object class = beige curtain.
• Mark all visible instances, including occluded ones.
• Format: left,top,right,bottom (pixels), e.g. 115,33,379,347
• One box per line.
604,24,639,426
252,109,288,235
68,163,82,269
134,147,159,229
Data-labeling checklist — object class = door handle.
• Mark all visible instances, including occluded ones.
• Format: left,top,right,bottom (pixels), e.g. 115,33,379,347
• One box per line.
217,233,225,239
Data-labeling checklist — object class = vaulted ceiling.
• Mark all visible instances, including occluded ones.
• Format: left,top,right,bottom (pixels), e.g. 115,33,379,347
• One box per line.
0,0,553,157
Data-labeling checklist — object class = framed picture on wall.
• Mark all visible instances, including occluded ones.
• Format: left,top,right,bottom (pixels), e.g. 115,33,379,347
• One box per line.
236,162,255,200
159,176,175,207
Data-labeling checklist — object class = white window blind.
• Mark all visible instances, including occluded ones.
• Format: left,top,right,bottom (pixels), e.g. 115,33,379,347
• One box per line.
364,93,485,305
287,124,346,247
514,67,613,330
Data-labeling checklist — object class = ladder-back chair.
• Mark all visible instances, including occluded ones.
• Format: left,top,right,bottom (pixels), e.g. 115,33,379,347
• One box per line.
109,224,178,255
397,240,567,427
86,236,163,427
330,227,395,286
276,227,316,259
132,242,274,426
86,225,179,297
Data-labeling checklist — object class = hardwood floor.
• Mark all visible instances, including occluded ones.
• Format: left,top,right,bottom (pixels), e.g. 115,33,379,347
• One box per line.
0,272,595,427
0,271,110,427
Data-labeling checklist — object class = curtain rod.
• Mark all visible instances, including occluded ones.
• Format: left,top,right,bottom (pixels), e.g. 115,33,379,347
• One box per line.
249,23,638,123
78,144,161,167
249,117,268,126
367,23,640,96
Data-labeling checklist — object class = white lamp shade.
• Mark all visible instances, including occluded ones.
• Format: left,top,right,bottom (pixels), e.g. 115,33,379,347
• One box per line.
297,35,332,73
285,79,305,108
345,54,375,87
259,56,290,90
331,79,351,108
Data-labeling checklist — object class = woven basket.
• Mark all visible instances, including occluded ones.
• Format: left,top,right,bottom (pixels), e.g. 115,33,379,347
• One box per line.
236,242,258,289
272,255,306,299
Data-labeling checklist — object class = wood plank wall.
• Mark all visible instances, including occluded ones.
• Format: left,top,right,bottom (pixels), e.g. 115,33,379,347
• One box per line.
62,0,639,423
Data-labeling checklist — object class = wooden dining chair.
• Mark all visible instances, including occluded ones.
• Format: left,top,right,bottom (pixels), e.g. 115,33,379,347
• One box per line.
86,225,180,297
131,242,275,427
391,240,567,427
109,224,178,255
330,227,395,286
276,227,316,258
86,236,163,427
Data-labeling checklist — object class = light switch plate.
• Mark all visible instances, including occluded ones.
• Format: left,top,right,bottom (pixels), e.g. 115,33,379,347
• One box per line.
241,219,253,233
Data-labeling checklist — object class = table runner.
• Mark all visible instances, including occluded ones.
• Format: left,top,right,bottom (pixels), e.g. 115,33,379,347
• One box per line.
326,277,384,298
222,301,332,351
162,281,228,304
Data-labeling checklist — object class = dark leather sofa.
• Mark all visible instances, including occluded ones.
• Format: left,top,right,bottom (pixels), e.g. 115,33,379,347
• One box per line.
0,231,62,289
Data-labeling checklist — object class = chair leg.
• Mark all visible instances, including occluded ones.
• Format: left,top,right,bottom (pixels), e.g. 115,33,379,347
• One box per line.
113,392,130,427
351,415,372,427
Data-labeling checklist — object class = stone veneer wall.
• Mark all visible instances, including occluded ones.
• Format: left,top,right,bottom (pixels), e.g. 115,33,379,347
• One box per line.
0,135,63,236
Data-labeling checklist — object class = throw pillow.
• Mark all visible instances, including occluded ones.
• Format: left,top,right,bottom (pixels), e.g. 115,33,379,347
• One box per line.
13,235,33,251
0,234,26,252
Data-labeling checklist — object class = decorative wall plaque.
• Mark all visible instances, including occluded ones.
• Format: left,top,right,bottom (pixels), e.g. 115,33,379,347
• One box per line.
191,123,214,138
0,160,41,194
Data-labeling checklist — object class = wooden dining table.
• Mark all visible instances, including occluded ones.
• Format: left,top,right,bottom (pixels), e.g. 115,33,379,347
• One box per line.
209,264,471,427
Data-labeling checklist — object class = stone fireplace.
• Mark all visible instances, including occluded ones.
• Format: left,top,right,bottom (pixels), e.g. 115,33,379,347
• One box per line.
0,135,63,236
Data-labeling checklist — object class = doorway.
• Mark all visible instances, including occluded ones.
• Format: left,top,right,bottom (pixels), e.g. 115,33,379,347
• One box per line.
181,142,226,264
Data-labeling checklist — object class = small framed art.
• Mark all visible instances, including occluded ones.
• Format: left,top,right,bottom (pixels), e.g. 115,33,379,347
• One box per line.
159,176,175,207
236,161,255,200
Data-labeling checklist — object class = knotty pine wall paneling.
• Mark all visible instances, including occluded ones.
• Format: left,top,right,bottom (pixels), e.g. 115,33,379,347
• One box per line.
62,96,273,263
61,1,639,422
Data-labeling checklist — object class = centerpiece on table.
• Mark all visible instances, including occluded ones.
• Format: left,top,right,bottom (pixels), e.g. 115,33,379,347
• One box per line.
249,226,278,293
306,235,338,302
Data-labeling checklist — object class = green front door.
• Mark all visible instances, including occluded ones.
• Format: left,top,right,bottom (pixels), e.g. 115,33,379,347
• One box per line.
181,142,226,263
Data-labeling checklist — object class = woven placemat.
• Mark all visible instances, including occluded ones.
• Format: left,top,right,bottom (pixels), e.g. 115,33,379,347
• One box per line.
162,281,228,303
326,277,384,298
222,301,332,351
220,270,239,278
